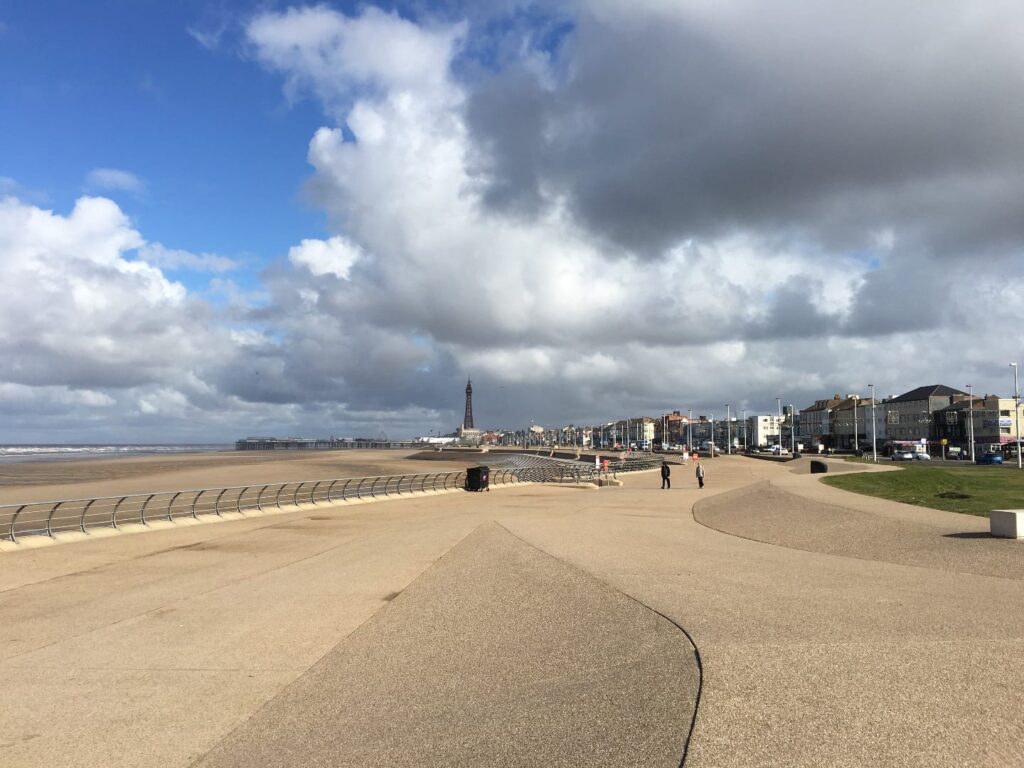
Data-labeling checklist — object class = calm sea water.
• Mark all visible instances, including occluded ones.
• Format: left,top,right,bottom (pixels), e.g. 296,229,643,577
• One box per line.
0,444,233,463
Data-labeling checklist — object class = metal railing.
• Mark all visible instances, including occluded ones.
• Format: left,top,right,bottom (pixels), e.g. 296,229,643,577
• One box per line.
0,454,663,544
0,469,519,543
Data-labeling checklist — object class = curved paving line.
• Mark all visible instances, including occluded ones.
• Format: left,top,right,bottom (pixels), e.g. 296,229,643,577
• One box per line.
501,523,703,767
692,480,1024,580
194,520,701,768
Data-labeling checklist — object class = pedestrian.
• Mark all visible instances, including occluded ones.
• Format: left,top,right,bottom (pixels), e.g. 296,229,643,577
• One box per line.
695,459,705,489
660,459,671,489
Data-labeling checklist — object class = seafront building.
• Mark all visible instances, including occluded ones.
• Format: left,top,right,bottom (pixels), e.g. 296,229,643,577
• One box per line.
880,384,969,444
748,414,784,447
932,396,1024,456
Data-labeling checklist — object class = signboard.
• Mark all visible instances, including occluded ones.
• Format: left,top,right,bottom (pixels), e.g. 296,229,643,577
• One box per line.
940,438,948,445
982,418,1013,429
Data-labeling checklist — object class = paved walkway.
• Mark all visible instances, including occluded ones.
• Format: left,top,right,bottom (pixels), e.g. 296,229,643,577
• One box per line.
1,458,1022,766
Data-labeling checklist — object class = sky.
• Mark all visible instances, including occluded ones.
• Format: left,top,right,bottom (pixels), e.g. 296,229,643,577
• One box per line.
1,0,1023,442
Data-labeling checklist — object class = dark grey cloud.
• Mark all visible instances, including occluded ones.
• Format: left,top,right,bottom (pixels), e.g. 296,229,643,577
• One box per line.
465,2,1024,259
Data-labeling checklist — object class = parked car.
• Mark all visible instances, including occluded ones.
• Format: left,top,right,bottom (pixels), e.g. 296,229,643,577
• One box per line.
976,452,1004,465
891,451,915,461
912,452,931,460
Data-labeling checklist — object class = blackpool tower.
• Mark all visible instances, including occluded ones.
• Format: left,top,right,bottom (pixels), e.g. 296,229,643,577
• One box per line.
462,379,475,430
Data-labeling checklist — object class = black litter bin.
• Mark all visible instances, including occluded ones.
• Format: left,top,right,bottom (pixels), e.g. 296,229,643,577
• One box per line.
466,465,490,492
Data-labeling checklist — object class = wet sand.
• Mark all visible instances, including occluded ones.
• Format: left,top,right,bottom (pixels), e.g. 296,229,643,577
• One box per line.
0,449,483,505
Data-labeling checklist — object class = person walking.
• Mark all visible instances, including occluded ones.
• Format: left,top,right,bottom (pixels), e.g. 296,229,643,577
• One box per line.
695,459,705,489
661,460,671,489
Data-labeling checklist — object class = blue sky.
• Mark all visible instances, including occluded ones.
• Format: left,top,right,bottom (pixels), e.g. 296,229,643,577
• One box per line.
1,0,333,286
1,1,1022,442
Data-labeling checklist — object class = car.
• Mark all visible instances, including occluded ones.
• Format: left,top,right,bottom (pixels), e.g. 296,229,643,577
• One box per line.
976,452,1004,465
912,452,931,460
891,451,915,461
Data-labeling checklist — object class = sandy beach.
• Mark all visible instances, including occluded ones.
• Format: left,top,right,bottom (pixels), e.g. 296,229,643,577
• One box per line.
0,449,485,506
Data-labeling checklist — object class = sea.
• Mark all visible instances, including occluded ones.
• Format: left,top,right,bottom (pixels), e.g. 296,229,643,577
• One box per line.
0,444,234,463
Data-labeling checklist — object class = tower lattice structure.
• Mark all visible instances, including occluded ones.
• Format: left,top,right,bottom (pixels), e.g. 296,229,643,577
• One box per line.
463,379,475,430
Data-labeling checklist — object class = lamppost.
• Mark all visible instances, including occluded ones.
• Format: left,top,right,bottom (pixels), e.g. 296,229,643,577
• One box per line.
789,404,796,453
709,413,715,456
687,409,692,452
776,397,782,446
1012,363,1022,469
742,408,747,451
868,384,877,463
851,394,859,453
967,384,975,462
725,404,731,454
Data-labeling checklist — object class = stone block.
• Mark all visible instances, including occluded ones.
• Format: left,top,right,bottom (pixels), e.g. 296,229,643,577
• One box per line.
990,510,1024,539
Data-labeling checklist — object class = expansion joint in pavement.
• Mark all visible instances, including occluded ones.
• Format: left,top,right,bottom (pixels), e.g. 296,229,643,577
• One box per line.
499,522,703,767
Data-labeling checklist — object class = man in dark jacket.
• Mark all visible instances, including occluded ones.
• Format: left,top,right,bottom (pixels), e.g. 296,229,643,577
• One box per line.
661,460,671,489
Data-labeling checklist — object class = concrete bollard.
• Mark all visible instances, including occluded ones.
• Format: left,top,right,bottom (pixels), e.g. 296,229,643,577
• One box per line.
810,460,828,474
990,510,1024,539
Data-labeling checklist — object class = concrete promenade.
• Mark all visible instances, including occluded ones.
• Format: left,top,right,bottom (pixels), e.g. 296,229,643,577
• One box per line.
1,457,1022,766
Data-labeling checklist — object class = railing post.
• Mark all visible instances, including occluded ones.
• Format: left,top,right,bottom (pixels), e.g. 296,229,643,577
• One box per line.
370,477,380,498
192,490,203,519
396,475,405,496
326,480,338,503
341,479,353,501
275,485,285,509
46,502,62,538
10,505,25,543
432,473,440,492
80,499,95,533
140,494,155,526
256,485,268,511
214,489,227,516
420,474,427,493
112,497,126,529
167,492,181,522
292,483,302,507
310,481,321,505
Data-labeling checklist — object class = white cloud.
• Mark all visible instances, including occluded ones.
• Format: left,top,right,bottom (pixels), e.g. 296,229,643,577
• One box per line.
287,236,361,279
85,167,145,194
247,6,465,114
187,23,226,50
137,243,239,273
0,196,218,391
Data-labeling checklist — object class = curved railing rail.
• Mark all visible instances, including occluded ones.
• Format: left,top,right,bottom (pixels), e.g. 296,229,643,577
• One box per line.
1,469,513,543
0,455,662,544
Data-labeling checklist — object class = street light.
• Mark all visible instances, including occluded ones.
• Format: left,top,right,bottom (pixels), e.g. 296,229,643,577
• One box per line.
687,409,692,452
1012,363,1022,469
742,408,747,451
967,384,975,462
776,397,782,446
868,384,877,463
789,404,795,453
852,394,859,453
725,404,730,454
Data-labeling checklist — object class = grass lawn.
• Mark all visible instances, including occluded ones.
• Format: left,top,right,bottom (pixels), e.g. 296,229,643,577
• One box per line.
822,465,1024,516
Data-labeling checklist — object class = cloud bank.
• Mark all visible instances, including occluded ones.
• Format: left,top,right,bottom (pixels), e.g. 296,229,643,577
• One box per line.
2,1,1023,440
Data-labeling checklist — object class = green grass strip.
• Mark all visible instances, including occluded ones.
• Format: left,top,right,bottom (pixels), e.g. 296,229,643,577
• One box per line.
822,465,1024,517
